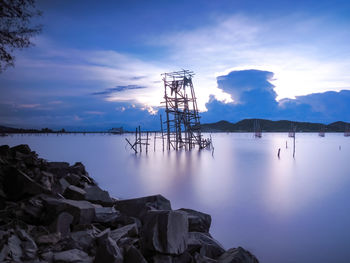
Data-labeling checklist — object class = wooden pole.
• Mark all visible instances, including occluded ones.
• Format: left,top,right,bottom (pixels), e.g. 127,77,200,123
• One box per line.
293,134,295,158
146,131,149,153
160,114,164,152
138,126,142,153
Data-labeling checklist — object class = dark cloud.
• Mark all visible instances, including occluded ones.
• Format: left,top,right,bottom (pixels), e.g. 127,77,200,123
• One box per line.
92,85,146,96
202,70,350,124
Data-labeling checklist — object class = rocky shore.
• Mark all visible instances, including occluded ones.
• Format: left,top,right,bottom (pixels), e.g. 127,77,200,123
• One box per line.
0,144,259,263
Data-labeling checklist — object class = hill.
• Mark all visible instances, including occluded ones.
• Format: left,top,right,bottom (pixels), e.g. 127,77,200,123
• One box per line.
200,119,350,132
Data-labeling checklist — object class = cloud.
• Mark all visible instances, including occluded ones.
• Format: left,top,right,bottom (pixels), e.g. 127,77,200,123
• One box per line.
92,85,146,96
202,70,350,123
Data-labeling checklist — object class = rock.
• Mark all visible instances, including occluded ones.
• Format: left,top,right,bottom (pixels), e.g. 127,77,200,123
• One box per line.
63,185,86,200
36,232,61,245
46,162,70,178
43,197,96,225
178,208,211,233
7,234,23,262
58,178,71,193
17,229,38,260
0,244,9,262
0,145,10,156
142,210,188,255
65,173,81,186
217,247,259,263
94,236,123,263
53,248,93,263
187,232,225,259
70,229,95,252
94,206,120,224
10,144,32,154
110,223,138,242
194,252,218,263
115,194,172,220
49,212,74,237
22,196,44,224
3,167,51,200
152,252,193,263
124,245,147,263
84,185,114,206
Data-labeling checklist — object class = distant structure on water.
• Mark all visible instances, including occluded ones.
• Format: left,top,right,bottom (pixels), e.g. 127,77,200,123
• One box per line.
125,70,211,154
319,126,326,137
161,70,211,150
288,124,296,138
253,119,262,138
109,127,124,134
345,125,350,137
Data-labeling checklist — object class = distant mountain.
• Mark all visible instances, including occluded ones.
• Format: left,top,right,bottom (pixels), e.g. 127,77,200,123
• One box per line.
200,119,350,132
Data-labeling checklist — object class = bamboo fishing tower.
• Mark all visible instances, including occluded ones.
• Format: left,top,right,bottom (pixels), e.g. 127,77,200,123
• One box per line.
161,70,211,150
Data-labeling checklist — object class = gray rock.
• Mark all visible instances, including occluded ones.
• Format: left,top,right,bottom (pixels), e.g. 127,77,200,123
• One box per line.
11,144,32,154
53,248,92,263
49,212,74,237
58,178,71,194
194,252,218,263
142,210,188,255
94,237,123,263
178,208,211,233
110,223,138,242
8,234,22,262
124,245,147,263
84,185,114,206
94,206,120,224
36,232,61,245
3,167,51,200
70,229,95,252
65,173,81,186
17,229,38,260
63,185,86,200
0,244,9,262
188,232,225,259
43,197,95,225
115,194,172,220
152,252,193,263
217,247,259,263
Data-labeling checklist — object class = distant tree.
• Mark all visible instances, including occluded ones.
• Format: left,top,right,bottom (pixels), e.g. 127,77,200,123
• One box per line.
0,0,42,72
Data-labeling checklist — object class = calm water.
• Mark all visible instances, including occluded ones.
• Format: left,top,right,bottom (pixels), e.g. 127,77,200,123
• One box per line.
1,133,350,263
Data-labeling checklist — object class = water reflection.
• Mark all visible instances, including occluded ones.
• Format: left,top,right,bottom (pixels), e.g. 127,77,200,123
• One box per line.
1,133,350,263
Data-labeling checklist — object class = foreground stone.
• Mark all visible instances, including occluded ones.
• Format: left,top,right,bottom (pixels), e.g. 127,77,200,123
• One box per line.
142,210,188,255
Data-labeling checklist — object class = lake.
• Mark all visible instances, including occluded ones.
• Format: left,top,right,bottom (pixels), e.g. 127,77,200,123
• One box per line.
1,132,349,263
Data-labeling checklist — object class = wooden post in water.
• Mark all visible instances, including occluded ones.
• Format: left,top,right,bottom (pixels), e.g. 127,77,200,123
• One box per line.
138,126,142,153
146,131,149,153
160,114,164,152
293,134,296,158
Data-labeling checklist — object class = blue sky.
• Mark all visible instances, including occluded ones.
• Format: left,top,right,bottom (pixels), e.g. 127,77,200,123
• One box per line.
1,0,350,130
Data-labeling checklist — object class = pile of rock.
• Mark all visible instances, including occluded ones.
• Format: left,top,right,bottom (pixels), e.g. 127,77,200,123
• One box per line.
0,144,259,263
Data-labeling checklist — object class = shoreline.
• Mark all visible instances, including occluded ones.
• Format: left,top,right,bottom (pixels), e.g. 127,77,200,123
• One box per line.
0,144,259,263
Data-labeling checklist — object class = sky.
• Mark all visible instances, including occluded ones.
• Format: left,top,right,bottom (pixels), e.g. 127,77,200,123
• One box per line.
1,0,350,130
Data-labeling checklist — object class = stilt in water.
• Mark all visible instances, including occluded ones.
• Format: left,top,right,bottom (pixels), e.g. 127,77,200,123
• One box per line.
277,148,281,158
286,141,288,149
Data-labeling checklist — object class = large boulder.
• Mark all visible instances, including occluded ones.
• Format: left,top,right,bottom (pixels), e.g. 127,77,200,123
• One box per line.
84,185,114,206
94,206,120,224
42,197,96,225
187,232,225,259
115,195,172,220
17,229,38,260
124,245,147,263
3,167,51,200
94,235,123,263
217,247,259,263
49,212,74,237
142,210,188,255
53,248,93,263
64,185,86,200
178,208,211,233
110,223,138,243
10,144,32,154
